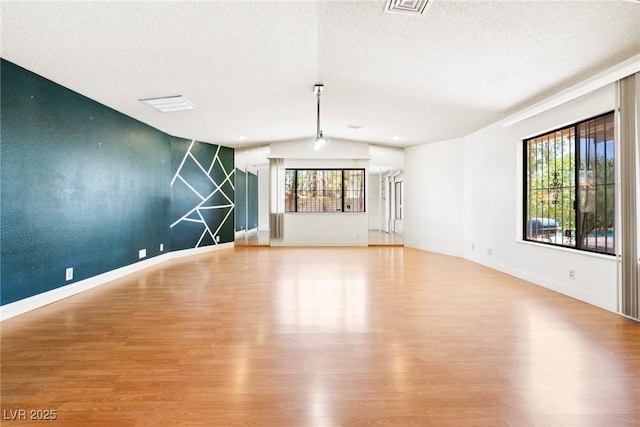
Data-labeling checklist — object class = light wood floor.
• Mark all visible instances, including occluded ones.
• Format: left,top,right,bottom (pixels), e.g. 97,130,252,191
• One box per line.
2,247,638,426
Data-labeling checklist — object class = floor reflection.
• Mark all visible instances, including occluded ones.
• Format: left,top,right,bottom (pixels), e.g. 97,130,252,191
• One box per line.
235,229,270,246
514,303,637,417
235,229,403,247
276,273,369,333
368,229,403,246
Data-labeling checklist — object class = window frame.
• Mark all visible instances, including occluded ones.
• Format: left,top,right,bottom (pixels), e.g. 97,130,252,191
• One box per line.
285,168,366,213
522,111,615,256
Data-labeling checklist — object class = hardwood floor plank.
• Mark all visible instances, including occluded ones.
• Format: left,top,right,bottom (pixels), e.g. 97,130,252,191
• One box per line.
2,247,638,426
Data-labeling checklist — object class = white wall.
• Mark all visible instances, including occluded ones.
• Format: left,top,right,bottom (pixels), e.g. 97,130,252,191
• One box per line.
369,145,404,171
368,174,381,229
404,84,619,312
269,139,369,246
279,213,368,246
270,137,370,160
463,83,617,311
235,145,270,174
258,163,270,231
404,138,465,257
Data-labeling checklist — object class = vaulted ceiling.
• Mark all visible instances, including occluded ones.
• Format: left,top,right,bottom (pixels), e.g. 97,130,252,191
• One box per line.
1,1,639,148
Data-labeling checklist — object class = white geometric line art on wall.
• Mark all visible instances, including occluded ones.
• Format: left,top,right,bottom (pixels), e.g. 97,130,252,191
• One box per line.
170,140,235,247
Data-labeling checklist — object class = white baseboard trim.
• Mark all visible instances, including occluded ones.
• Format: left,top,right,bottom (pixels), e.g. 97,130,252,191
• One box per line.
271,240,368,247
467,256,616,313
1,243,235,322
234,228,258,236
170,242,234,259
404,242,463,258
406,246,617,313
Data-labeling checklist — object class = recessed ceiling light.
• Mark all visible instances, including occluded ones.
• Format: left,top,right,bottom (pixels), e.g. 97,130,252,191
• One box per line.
393,136,401,141
238,136,246,141
140,95,194,113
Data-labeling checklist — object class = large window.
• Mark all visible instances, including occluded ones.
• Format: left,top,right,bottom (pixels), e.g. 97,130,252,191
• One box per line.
524,112,615,255
285,169,365,213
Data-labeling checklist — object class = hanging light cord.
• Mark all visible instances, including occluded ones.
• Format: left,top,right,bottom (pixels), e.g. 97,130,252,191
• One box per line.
316,90,322,138
312,84,326,150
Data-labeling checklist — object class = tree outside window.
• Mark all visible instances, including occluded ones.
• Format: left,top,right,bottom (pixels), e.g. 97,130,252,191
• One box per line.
524,112,615,255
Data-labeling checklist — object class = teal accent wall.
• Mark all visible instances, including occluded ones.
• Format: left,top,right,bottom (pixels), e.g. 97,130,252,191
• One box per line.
0,59,234,306
170,138,235,250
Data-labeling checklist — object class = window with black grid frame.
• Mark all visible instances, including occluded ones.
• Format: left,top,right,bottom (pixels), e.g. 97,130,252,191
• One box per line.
284,169,365,213
523,111,615,255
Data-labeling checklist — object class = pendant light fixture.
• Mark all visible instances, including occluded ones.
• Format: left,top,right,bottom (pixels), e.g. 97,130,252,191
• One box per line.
312,84,327,150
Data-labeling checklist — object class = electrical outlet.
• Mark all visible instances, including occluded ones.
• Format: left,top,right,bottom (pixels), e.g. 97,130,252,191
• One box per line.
215,236,220,242
139,249,147,259
65,267,73,281
487,248,493,255
569,269,575,280
160,244,164,252
471,244,475,251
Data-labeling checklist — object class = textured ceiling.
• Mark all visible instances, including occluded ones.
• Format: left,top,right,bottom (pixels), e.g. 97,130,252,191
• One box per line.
1,0,639,148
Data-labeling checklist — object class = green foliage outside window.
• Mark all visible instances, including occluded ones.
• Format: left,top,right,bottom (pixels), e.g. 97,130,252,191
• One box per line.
524,112,615,255
285,169,365,213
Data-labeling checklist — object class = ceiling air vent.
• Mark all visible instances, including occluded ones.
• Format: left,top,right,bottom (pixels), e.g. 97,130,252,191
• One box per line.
384,0,430,16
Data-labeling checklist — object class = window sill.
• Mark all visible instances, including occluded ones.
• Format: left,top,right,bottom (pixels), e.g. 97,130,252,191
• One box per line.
516,239,617,261
284,211,367,215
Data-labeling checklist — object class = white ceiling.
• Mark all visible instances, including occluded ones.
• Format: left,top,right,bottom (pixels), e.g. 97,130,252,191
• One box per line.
1,1,639,148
